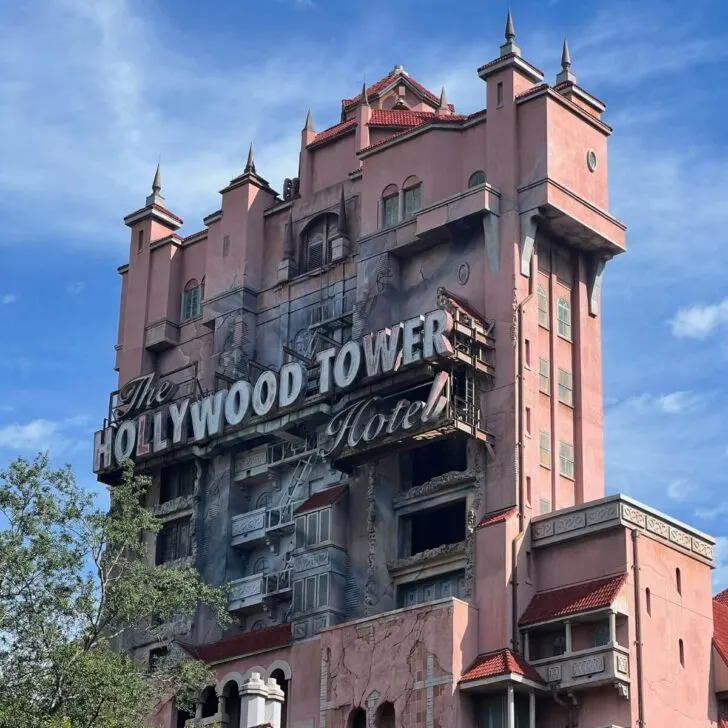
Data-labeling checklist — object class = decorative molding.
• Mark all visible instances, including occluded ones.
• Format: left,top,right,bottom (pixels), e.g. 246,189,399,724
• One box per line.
616,654,629,675
553,512,585,535
294,550,330,573
547,665,562,682
586,503,619,526
572,654,605,678
231,508,266,538
621,504,646,527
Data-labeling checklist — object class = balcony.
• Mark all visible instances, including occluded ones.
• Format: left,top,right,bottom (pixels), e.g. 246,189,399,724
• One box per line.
531,644,630,694
228,574,264,613
231,501,304,550
228,568,293,614
144,318,180,352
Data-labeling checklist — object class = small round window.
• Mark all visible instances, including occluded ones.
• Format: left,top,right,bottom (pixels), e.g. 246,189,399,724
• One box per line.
587,150,598,172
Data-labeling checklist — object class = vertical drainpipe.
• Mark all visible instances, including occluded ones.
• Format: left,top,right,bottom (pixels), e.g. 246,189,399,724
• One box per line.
512,233,536,652
632,529,646,727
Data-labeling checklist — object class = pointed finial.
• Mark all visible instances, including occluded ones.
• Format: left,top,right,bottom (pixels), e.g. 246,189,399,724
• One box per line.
505,10,516,42
304,109,314,132
245,143,256,174
152,162,161,195
360,81,369,106
439,86,448,109
556,38,577,85
337,186,349,238
561,39,571,71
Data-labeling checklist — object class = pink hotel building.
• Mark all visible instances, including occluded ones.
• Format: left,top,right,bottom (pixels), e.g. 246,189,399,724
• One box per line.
94,13,728,728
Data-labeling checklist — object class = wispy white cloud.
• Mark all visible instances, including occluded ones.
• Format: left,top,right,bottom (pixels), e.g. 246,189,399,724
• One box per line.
0,416,91,456
667,478,698,503
670,298,728,339
655,391,702,414
1,294,16,305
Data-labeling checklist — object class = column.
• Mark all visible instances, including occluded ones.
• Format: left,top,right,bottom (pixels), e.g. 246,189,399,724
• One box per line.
264,677,285,728
529,692,536,728
565,621,572,654
240,672,268,727
507,685,515,728
609,611,617,646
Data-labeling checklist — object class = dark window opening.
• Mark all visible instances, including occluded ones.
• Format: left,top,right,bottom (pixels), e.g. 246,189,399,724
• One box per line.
159,461,196,504
224,682,240,728
401,438,467,490
137,229,144,252
401,500,466,557
271,669,289,728
148,646,168,672
176,704,193,728
529,627,567,661
155,517,191,564
201,687,218,718
375,702,395,728
348,708,366,728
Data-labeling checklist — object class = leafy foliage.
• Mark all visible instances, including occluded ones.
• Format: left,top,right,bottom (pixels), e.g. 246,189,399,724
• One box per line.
0,454,230,728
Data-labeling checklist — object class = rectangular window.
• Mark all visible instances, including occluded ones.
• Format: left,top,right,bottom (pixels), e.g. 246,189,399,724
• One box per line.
305,576,317,611
403,185,422,220
558,369,573,406
306,512,318,547
525,407,531,437
295,517,306,549
496,82,504,107
382,195,398,227
524,339,531,369
137,229,144,252
557,297,572,340
539,431,551,469
181,286,202,321
317,574,329,608
593,622,610,647
155,517,191,564
559,442,575,479
537,285,549,328
148,646,168,672
293,580,304,613
319,509,330,543
539,358,550,395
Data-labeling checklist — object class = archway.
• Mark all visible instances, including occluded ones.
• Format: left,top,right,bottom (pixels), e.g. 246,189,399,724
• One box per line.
347,707,366,728
375,702,395,728
223,680,241,728
271,668,289,728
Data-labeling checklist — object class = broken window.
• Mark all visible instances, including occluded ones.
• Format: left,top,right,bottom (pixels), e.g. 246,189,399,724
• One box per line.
159,461,196,503
400,500,466,558
155,516,191,564
400,438,467,490
200,687,218,719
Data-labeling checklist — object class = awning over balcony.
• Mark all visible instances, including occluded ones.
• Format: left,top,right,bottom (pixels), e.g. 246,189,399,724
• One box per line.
460,648,544,688
519,573,627,627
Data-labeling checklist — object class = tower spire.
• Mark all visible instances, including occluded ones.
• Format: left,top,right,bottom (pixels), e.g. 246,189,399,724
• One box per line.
500,10,521,57
438,86,449,115
304,109,314,132
152,163,161,195
360,81,369,106
556,38,577,85
245,143,256,175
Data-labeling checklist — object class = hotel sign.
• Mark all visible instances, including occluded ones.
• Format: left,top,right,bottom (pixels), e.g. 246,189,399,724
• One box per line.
93,309,455,473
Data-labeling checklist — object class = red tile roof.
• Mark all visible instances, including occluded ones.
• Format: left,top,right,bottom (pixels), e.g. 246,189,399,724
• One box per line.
294,484,347,516
342,71,443,111
519,574,628,626
476,53,545,78
515,83,548,101
461,648,543,684
714,599,728,666
477,506,517,528
179,623,292,663
309,118,357,147
715,589,728,606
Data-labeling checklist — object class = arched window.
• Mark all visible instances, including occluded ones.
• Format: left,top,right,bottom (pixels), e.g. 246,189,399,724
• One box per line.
300,214,338,273
679,638,685,667
381,184,399,228
347,708,366,728
556,297,571,340
375,702,395,728
468,170,486,188
181,278,203,321
402,175,422,220
250,619,266,631
200,686,218,719
256,491,272,509
271,669,290,728
252,556,268,574
676,567,682,595
646,587,651,615
223,681,241,728
537,284,549,328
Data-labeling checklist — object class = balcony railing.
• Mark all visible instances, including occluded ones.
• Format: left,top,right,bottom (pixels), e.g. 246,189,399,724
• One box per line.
531,644,630,692
228,574,264,613
263,568,292,597
231,501,304,550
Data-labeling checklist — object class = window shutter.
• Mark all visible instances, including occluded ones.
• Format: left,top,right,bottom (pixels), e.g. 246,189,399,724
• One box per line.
308,240,323,271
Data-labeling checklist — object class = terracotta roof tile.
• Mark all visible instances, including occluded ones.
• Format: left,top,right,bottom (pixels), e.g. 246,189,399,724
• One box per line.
477,506,517,528
477,53,545,78
461,648,543,684
520,574,627,626
515,83,548,101
714,599,728,666
342,71,442,110
715,589,728,606
370,109,468,127
179,623,291,663
294,484,347,516
309,119,357,147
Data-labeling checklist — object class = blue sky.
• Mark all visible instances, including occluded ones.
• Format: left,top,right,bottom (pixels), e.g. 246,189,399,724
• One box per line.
1,0,727,586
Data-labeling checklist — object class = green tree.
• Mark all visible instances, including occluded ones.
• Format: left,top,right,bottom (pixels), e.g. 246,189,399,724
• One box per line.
0,454,229,728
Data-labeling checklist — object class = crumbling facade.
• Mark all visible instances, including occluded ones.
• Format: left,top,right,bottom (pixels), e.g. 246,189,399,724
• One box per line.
95,12,726,728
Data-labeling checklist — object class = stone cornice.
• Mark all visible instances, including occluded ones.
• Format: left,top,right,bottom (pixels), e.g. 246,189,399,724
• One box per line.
530,494,715,565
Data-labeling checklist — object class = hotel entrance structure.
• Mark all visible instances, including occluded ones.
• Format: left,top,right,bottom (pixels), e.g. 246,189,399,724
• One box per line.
94,13,726,728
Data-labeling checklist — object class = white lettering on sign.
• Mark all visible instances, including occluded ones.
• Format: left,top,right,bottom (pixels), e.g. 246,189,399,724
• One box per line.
321,371,449,458
94,308,459,473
